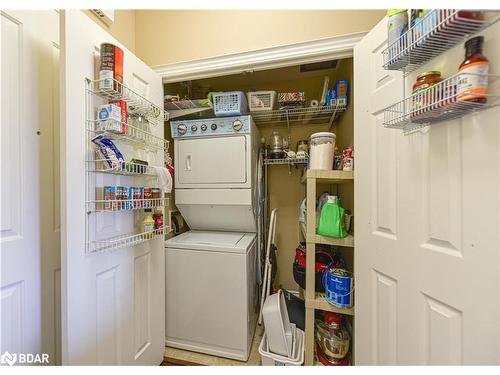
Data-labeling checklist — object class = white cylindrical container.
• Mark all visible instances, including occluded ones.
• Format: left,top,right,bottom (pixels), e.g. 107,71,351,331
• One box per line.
387,9,408,47
309,132,336,170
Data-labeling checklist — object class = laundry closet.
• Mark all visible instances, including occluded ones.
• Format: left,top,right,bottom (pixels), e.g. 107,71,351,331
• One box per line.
163,58,355,365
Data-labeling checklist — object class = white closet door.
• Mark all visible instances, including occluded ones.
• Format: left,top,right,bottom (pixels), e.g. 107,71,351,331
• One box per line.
60,10,165,365
1,10,59,365
355,17,500,364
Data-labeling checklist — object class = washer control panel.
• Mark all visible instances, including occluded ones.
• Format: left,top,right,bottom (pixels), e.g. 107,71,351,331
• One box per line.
171,116,252,138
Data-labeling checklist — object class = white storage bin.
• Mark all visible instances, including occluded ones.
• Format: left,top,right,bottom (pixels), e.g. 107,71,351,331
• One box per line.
262,290,293,357
259,328,304,366
212,91,248,116
247,91,276,111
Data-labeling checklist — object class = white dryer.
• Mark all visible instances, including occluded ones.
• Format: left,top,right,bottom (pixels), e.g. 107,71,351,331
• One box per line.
165,116,261,361
172,115,260,232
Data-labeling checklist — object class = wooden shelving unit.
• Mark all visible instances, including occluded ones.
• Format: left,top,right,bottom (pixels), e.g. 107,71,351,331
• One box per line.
302,168,355,365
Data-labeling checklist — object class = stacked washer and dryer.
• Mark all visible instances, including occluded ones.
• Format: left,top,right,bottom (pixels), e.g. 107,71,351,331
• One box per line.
165,115,261,361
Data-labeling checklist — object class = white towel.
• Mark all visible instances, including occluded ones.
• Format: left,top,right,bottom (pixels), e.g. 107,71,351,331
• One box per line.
156,166,172,193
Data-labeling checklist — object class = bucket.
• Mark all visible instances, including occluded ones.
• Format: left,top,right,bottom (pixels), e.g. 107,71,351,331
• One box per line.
323,268,353,309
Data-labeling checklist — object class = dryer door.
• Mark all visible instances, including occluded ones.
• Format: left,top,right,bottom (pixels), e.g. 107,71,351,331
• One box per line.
175,135,249,188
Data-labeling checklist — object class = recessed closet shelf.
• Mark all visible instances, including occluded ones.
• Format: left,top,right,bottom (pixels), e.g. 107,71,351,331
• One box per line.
251,105,347,125
264,158,308,165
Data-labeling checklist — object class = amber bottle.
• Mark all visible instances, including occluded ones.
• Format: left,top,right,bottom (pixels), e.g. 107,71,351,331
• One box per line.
457,36,489,103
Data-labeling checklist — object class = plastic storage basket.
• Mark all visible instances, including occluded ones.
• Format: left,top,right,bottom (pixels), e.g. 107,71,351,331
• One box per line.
247,91,276,111
259,328,304,366
212,91,248,117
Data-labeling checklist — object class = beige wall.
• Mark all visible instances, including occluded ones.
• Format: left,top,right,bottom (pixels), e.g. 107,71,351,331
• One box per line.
84,10,136,53
135,10,385,66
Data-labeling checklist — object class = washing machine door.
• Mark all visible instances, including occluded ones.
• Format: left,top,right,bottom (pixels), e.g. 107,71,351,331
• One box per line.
175,135,250,189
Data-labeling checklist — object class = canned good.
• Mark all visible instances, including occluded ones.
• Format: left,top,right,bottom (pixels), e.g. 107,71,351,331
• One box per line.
143,187,153,208
151,187,161,204
103,186,117,210
99,43,123,92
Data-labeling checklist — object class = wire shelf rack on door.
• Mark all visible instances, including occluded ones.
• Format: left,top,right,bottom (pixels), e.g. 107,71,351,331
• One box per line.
88,78,169,124
88,225,169,254
382,73,500,134
85,78,171,254
382,10,500,73
86,197,169,213
87,156,163,177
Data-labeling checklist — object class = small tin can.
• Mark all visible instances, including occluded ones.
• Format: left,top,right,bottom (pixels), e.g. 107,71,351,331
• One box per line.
342,157,354,171
103,186,117,211
143,187,153,208
151,187,161,202
132,186,143,209
334,155,343,170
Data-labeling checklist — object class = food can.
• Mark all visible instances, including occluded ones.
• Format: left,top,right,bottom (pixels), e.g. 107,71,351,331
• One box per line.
103,186,117,211
132,186,142,209
152,187,161,200
143,187,152,208
99,43,124,92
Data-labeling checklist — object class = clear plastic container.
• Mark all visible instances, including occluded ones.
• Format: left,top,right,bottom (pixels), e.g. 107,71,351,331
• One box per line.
309,132,336,170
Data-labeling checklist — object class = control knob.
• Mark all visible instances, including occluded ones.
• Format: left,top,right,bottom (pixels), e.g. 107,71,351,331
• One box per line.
201,124,207,131
177,124,187,135
211,123,217,130
232,120,243,131
191,125,198,132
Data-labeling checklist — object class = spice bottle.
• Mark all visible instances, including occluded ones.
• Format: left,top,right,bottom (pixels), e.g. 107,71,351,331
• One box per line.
457,36,489,103
142,209,155,239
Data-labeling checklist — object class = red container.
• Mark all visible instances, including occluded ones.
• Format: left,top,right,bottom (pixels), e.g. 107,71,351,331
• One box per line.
109,99,128,134
99,43,124,92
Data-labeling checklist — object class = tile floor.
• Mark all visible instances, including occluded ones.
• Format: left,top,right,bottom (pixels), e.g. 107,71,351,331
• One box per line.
163,324,264,366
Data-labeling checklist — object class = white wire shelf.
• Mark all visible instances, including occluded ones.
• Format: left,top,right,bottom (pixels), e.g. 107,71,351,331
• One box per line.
382,73,500,134
382,10,500,73
87,119,169,152
88,225,169,254
250,105,347,126
264,157,309,165
87,78,169,125
87,157,161,177
165,99,213,119
87,197,168,213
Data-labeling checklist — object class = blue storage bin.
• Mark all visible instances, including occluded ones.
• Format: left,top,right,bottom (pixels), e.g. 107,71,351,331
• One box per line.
213,91,248,117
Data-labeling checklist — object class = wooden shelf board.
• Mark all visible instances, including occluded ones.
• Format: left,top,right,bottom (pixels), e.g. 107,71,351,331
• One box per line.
307,293,354,316
301,169,354,184
301,223,354,247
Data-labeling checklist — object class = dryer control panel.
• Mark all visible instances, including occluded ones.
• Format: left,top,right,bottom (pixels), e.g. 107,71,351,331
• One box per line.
170,115,252,138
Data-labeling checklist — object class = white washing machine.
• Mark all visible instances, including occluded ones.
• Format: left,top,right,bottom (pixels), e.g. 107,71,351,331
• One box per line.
165,231,257,361
165,116,261,361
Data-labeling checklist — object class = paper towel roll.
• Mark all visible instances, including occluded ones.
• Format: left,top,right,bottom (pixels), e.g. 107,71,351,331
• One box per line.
310,99,319,107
